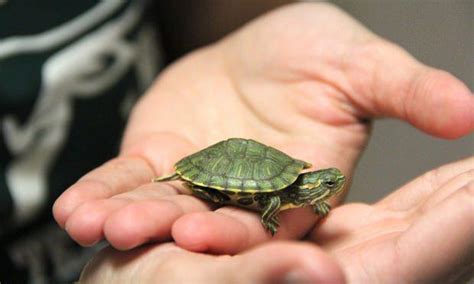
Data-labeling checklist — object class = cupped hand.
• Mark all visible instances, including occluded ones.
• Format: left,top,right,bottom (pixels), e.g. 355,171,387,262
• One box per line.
80,157,473,283
311,156,474,283
79,241,345,284
53,3,473,253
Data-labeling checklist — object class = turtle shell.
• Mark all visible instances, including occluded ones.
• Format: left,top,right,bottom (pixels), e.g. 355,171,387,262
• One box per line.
175,138,311,193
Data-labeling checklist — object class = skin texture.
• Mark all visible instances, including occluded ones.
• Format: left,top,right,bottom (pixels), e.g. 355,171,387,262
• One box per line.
53,0,473,263
80,157,474,283
79,241,346,284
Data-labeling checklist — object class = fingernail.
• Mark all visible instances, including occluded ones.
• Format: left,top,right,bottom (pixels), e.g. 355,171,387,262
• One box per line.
283,269,312,284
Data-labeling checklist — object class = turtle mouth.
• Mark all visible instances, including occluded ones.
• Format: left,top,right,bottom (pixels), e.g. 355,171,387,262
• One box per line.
334,175,346,194
308,189,332,205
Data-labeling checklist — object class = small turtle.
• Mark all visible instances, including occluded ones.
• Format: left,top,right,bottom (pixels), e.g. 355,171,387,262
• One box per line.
154,138,345,235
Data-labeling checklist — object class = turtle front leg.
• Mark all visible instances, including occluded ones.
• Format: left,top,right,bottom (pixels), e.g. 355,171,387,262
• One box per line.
313,201,331,217
261,195,281,236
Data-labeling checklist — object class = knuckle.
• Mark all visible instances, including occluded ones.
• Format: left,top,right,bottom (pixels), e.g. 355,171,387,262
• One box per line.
454,181,474,218
423,168,474,191
420,169,439,190
75,199,107,214
461,181,474,197
450,169,474,190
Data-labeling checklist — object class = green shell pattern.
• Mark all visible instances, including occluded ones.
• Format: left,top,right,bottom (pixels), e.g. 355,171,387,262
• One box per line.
175,138,310,193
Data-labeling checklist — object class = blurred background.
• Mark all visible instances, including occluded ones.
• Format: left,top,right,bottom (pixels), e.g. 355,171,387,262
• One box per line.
329,1,473,202
157,0,473,202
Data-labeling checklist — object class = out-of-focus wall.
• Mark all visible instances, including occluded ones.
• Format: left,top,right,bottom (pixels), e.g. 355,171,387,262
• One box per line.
329,1,473,202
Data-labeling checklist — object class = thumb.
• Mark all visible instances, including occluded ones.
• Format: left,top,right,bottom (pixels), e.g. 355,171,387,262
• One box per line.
231,241,345,284
348,40,473,139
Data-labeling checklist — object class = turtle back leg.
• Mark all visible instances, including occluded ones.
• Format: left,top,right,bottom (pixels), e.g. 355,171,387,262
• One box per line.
313,201,331,217
189,184,229,205
152,172,180,182
260,195,281,236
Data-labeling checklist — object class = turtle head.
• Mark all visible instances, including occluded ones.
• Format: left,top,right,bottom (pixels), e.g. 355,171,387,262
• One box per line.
295,168,346,203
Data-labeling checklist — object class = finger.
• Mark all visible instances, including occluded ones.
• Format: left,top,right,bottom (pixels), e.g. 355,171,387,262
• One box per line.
376,156,474,211
133,242,344,284
396,181,474,282
346,40,473,139
172,206,319,254
419,169,474,212
53,156,155,228
53,132,195,228
80,242,345,284
308,203,376,245
80,243,187,283
230,241,345,284
65,183,210,248
64,182,179,246
64,198,128,246
103,195,210,250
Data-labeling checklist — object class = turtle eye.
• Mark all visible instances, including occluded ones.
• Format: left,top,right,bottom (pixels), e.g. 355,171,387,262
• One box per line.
324,180,336,188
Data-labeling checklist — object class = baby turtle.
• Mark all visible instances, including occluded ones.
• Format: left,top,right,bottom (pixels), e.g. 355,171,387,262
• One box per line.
154,138,345,235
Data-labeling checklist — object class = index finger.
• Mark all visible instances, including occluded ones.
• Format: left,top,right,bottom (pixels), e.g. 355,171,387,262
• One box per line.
53,133,196,228
53,156,155,228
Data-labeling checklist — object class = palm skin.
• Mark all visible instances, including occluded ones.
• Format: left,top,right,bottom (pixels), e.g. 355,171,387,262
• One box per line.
80,157,474,283
313,158,474,282
53,2,473,256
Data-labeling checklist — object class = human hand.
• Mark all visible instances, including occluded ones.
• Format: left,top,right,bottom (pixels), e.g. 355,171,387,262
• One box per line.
53,3,474,253
79,242,345,284
79,157,473,283
311,156,474,283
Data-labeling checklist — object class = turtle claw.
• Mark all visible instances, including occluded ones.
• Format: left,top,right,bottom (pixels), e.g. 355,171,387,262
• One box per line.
262,216,280,236
313,201,331,217
264,223,277,236
269,226,277,236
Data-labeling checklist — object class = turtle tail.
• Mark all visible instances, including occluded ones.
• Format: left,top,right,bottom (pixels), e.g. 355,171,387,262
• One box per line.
152,172,180,182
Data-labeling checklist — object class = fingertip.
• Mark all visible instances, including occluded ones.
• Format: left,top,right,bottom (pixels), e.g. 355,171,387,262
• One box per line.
402,69,474,139
354,40,473,139
103,200,177,250
171,213,210,252
65,199,120,247
53,183,90,228
52,196,68,229
53,179,120,229
172,211,253,254
415,70,473,139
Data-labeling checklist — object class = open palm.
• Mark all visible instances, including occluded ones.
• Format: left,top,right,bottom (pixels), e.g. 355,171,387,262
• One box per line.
53,3,473,253
79,157,474,283
313,157,474,283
